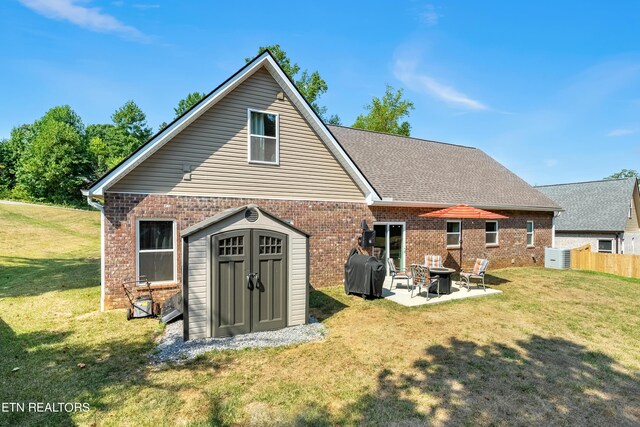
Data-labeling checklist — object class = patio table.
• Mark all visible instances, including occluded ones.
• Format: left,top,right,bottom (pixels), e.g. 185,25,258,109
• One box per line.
427,267,456,294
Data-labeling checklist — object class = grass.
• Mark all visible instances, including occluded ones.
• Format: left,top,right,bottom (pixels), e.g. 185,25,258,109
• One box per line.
1,203,640,426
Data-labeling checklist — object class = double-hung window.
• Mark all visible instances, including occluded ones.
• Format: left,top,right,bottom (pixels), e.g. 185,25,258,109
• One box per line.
137,220,175,284
526,221,534,247
486,221,498,245
446,221,461,247
248,110,279,164
598,240,613,253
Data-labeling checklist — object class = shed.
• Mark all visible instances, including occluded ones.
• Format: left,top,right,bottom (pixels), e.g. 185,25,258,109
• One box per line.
181,204,310,340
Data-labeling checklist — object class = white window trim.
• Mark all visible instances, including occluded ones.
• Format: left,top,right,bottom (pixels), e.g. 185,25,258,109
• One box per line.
598,239,613,254
373,221,406,274
486,220,499,246
446,220,462,249
136,219,177,285
247,108,280,165
526,220,535,247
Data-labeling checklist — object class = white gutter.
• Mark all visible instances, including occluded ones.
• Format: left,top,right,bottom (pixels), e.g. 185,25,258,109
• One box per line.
370,199,563,212
86,194,106,312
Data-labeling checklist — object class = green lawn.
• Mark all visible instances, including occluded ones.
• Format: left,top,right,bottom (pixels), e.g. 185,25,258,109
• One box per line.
1,203,640,426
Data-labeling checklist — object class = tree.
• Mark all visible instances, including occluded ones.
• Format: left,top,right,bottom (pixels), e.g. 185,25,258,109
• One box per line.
352,85,414,136
87,101,152,176
605,169,639,179
16,106,92,204
0,125,34,192
174,92,206,118
246,44,340,124
111,100,152,144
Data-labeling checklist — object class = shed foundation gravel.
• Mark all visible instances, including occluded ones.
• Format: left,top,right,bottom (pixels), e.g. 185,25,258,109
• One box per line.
152,317,326,364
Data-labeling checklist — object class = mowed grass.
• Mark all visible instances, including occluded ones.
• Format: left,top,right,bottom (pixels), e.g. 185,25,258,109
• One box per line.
1,203,640,426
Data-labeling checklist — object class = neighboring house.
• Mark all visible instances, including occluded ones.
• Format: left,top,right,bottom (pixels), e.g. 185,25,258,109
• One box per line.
84,51,560,336
536,178,640,254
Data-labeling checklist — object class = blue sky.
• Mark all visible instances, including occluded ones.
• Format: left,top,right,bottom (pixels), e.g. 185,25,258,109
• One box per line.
1,1,639,185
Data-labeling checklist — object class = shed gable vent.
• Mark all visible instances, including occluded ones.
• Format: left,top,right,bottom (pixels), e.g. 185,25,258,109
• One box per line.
245,208,259,222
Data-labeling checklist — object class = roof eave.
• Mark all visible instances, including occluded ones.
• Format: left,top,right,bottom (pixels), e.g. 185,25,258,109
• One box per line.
370,200,562,212
84,50,380,202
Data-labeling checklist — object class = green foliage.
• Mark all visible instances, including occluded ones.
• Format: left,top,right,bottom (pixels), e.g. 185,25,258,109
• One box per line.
174,92,207,118
248,44,339,123
87,101,152,176
605,169,639,179
0,125,34,191
111,100,152,143
352,85,414,136
16,106,92,204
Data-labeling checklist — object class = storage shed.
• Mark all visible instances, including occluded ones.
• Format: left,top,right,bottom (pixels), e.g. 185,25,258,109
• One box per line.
181,205,309,340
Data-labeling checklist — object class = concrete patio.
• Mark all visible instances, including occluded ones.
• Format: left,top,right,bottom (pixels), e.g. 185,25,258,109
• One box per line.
382,277,502,307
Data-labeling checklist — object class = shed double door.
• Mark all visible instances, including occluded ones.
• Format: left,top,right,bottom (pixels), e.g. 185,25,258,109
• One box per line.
212,229,287,337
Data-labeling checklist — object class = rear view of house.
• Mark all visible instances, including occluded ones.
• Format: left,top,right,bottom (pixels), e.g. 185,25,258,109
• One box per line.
536,178,640,254
84,50,560,338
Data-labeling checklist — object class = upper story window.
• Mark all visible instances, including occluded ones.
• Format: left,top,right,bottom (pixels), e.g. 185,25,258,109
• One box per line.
486,221,498,245
248,109,279,164
526,221,534,247
137,220,176,284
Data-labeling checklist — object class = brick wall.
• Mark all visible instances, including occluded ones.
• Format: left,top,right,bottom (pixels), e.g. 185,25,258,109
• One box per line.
103,192,372,309
103,192,553,309
371,206,552,270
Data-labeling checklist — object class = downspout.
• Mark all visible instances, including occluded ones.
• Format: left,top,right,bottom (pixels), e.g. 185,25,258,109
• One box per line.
86,194,106,312
552,211,560,248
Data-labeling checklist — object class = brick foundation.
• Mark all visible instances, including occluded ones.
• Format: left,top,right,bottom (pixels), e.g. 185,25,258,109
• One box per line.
103,192,553,309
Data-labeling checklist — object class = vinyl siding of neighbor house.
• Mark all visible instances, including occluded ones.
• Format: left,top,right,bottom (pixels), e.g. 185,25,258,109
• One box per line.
184,210,307,339
110,67,365,201
625,185,640,233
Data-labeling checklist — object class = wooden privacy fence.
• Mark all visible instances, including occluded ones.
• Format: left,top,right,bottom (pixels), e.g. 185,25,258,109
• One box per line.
571,244,640,278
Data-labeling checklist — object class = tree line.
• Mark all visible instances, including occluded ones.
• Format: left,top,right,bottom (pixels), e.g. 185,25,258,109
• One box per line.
0,44,415,207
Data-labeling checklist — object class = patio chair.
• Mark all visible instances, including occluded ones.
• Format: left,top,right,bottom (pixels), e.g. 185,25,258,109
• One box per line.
410,264,440,300
388,258,411,290
424,255,443,269
460,258,489,291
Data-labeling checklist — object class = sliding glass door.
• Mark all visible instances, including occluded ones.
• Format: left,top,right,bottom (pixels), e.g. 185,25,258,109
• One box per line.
373,222,405,275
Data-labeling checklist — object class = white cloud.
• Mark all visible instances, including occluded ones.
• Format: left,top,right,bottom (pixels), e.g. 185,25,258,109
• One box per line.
606,128,636,137
19,0,149,42
420,4,441,26
393,58,489,111
544,158,559,167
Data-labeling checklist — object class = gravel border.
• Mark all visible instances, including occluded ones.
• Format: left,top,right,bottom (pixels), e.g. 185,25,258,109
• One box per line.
151,317,326,364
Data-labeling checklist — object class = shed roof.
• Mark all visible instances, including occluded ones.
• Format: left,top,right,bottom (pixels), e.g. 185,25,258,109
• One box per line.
181,204,309,238
535,178,637,231
329,125,560,211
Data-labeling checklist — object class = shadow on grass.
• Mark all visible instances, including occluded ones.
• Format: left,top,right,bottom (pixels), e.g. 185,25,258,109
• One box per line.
342,335,640,426
309,286,348,321
0,256,99,298
0,315,234,426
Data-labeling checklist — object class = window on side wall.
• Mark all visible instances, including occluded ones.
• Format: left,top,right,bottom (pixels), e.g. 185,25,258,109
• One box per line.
446,221,461,247
598,240,613,253
248,110,279,164
526,221,534,247
137,220,175,284
486,221,498,245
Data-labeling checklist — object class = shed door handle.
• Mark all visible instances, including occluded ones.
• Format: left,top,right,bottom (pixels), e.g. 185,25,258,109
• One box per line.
247,274,254,290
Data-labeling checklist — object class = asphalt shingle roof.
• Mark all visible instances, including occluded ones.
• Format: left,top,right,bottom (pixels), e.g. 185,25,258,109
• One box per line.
535,178,637,231
329,125,560,210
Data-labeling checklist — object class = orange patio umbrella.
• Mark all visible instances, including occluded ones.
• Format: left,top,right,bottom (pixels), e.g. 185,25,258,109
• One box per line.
419,204,508,268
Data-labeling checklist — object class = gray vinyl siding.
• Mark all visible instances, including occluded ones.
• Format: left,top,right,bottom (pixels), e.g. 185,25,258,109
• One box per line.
185,209,308,339
111,67,365,201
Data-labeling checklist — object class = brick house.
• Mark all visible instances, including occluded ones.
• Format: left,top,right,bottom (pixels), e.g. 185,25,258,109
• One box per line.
84,51,560,312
